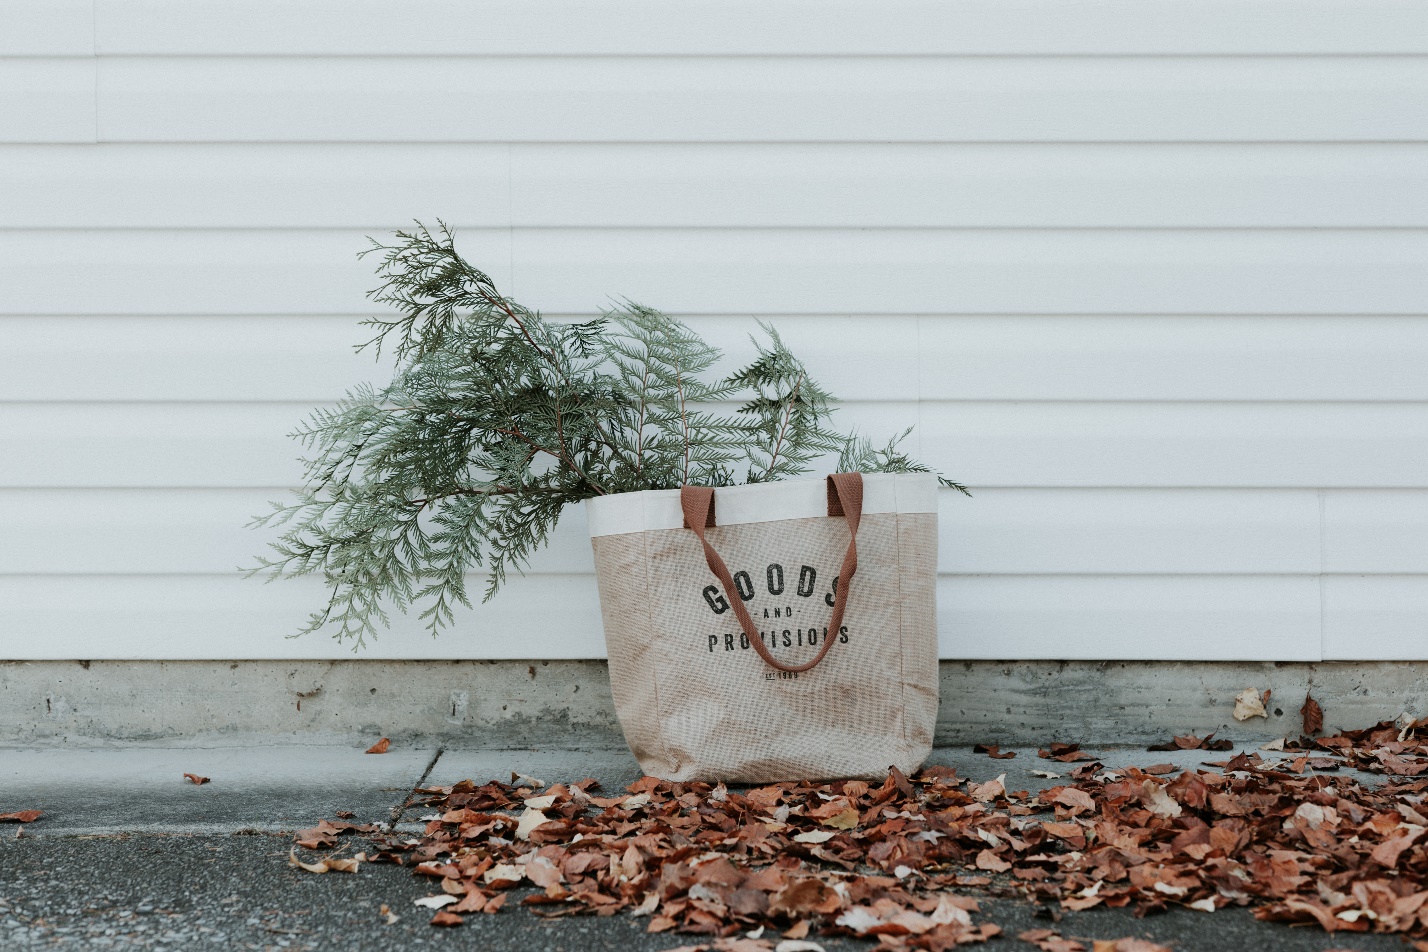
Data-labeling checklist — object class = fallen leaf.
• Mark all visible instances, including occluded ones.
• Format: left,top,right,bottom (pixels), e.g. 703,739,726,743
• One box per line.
1302,694,1324,735
365,738,390,754
820,806,860,830
973,744,1017,759
975,849,1011,872
288,849,327,874
774,942,827,952
288,848,360,874
429,909,463,927
182,773,210,785
0,811,42,823
1039,743,1098,762
1233,688,1269,721
515,808,549,841
378,903,399,925
969,774,1006,802
835,906,885,933
413,895,459,909
483,863,525,885
792,829,837,844
1141,780,1182,818
1148,733,1233,752
1020,929,1087,952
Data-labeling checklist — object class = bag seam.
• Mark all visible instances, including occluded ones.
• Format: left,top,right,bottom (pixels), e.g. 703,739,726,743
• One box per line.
641,526,678,776
894,495,913,752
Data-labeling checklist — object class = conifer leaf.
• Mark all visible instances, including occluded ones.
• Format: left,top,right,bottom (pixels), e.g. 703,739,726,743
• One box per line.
249,223,961,643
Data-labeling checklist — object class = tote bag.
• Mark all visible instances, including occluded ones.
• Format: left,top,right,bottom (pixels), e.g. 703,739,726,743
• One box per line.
585,471,939,782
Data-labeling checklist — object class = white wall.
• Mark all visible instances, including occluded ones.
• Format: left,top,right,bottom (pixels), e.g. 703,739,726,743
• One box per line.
3,0,1428,661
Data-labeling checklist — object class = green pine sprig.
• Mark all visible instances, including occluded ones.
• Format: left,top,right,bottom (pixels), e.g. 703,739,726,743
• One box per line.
248,223,966,646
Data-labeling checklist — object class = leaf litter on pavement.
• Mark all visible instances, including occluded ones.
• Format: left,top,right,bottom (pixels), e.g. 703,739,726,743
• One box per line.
287,715,1428,948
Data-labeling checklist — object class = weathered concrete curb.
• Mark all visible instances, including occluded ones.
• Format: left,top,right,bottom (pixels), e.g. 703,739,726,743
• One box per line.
3,659,1425,748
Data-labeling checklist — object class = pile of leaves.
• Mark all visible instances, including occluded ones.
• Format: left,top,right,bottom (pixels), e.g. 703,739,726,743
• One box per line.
288,717,1428,949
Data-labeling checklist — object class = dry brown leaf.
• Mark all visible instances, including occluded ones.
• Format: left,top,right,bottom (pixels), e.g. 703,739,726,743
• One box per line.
1141,780,1183,818
1050,787,1096,815
1302,693,1324,735
820,806,860,830
515,808,549,841
182,773,210,785
975,849,1011,873
783,920,810,939
429,909,463,927
365,737,390,754
287,850,357,873
378,903,399,925
1020,929,1087,952
792,829,837,844
1233,688,1269,721
413,895,458,909
973,744,1017,759
0,810,42,823
969,774,1006,802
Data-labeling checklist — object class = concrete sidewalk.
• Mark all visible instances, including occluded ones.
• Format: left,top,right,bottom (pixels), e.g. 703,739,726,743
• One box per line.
0,742,1406,951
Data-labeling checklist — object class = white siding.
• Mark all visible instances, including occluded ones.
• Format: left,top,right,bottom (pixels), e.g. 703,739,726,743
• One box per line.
2,1,1426,661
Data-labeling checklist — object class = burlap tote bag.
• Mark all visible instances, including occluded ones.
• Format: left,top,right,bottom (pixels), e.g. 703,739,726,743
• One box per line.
586,471,939,782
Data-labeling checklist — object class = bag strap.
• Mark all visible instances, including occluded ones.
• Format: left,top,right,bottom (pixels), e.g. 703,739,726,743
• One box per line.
679,473,863,674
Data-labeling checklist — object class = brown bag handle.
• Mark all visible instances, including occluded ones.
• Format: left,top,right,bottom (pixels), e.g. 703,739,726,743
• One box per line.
680,473,863,674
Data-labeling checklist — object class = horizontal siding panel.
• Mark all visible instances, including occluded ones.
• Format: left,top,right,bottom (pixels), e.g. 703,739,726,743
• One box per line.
7,401,1428,489
0,59,95,143
1323,576,1428,660
919,402,1428,489
95,0,1428,56
1324,491,1428,573
8,229,1428,316
0,316,394,404
941,575,1321,661
0,143,510,229
97,56,1428,143
512,144,1428,230
10,143,1428,230
0,229,484,316
0,315,918,403
0,487,1320,577
919,316,1428,402
0,1,92,55
938,489,1320,575
0,573,1321,660
9,314,1428,404
514,229,1428,317
0,573,608,659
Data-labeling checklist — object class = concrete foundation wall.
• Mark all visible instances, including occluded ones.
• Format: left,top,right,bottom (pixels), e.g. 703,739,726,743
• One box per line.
3,660,1426,748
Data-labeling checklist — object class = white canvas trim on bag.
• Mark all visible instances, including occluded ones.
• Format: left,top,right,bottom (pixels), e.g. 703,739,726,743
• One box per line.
585,472,938,538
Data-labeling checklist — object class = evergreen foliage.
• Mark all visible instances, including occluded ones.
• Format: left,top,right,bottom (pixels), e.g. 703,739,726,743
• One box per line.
249,222,966,646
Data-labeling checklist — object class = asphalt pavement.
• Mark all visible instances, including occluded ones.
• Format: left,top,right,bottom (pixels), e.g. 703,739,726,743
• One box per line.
0,743,1403,951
